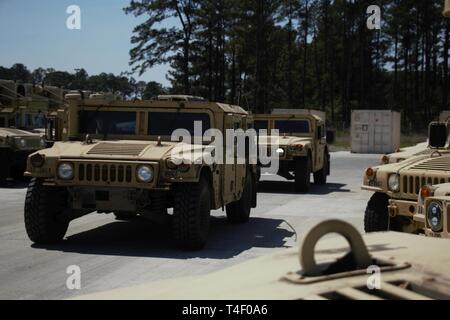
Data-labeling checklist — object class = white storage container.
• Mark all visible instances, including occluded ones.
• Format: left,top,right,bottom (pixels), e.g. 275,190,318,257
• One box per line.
439,111,450,122
351,110,401,154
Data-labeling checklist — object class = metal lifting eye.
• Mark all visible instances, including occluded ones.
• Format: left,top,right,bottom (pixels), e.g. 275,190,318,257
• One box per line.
299,220,372,277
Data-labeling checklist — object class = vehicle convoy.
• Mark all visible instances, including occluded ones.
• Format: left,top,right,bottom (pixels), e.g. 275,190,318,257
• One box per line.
74,220,450,300
24,93,258,250
362,122,450,235
0,80,68,182
254,111,330,192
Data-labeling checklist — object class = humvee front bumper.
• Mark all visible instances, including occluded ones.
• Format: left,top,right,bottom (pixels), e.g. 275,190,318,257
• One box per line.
388,199,417,218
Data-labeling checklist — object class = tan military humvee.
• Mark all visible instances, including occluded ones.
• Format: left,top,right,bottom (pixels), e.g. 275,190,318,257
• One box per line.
0,127,46,182
362,122,450,234
254,112,330,192
0,80,58,181
380,142,430,165
24,94,258,250
74,220,450,300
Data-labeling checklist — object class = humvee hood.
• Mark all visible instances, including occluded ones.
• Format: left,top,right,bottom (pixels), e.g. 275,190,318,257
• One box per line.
41,140,211,162
0,128,41,137
258,135,312,147
377,153,450,174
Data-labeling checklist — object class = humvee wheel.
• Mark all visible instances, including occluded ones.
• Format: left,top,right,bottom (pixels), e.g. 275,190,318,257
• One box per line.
294,156,311,192
0,149,10,184
173,176,211,250
364,192,390,232
113,212,137,221
226,172,253,224
24,178,69,244
313,151,329,185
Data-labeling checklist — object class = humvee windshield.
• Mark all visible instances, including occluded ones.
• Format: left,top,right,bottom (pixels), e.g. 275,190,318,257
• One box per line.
148,111,211,136
274,119,310,134
79,111,137,135
254,120,269,131
77,110,212,137
22,113,46,129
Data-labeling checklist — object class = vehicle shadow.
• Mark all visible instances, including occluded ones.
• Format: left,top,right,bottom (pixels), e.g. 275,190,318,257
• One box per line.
257,180,351,195
0,180,29,189
31,216,295,260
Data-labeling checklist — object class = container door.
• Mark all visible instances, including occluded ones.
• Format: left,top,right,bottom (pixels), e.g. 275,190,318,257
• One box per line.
352,112,370,153
373,111,392,153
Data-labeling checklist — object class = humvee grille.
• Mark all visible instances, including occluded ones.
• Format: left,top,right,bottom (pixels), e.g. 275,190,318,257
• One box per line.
77,163,133,183
303,281,446,300
87,143,149,156
401,175,450,196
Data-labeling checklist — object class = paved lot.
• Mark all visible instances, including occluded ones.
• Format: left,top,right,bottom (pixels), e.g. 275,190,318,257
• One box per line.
0,151,380,299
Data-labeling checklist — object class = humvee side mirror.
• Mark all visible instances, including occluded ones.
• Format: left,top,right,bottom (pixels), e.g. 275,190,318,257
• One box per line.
429,122,448,148
326,129,335,144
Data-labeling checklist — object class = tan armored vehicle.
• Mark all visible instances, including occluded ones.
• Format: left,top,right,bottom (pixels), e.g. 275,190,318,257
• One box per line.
380,142,430,165
24,94,258,250
0,80,66,181
254,111,330,192
0,127,46,181
75,220,450,300
362,122,450,234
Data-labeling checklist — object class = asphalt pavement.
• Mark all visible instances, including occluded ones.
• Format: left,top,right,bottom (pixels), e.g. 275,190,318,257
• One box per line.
0,151,380,299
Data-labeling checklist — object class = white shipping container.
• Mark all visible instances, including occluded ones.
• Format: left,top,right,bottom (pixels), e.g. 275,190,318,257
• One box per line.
351,110,401,154
439,111,450,122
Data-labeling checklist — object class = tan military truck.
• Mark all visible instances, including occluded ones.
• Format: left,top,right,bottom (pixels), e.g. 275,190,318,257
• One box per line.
24,94,258,250
75,220,450,300
254,112,330,192
380,142,430,165
0,80,66,181
362,122,450,234
0,128,46,182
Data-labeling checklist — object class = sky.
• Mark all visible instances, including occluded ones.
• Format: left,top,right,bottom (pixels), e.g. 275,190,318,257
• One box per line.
0,0,171,86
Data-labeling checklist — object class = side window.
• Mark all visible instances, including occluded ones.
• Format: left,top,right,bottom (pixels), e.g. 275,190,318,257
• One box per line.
317,125,322,139
0,117,5,127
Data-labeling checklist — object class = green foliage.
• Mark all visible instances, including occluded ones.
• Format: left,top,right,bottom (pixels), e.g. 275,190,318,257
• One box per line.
125,0,450,130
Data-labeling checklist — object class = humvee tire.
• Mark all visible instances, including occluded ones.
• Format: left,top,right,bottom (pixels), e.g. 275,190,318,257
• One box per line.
173,176,211,250
24,178,69,244
0,149,8,184
314,151,329,185
364,192,390,232
226,172,253,224
295,156,311,192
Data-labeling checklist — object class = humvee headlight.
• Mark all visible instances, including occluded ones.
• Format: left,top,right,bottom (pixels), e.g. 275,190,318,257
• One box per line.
381,155,390,164
388,174,400,192
427,201,443,232
365,167,375,179
16,138,26,148
58,163,74,180
137,165,154,183
30,153,46,168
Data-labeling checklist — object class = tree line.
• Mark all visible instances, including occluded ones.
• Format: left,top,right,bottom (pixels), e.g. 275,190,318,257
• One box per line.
0,63,167,100
125,0,450,130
